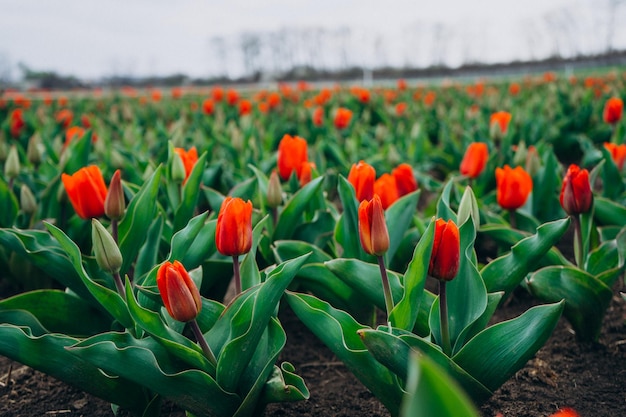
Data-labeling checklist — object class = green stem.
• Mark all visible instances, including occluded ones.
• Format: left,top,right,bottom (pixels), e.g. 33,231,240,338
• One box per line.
572,214,584,268
509,209,517,230
113,272,125,298
111,219,118,245
232,255,241,295
439,279,452,356
377,255,394,324
189,319,217,365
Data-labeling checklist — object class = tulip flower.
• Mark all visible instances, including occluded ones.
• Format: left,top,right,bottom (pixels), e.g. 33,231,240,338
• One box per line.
202,98,214,115
358,195,393,321
10,109,25,138
56,109,73,128
348,161,375,202
392,163,418,197
157,260,216,364
490,111,512,137
495,165,533,211
64,126,86,148
212,86,224,102
604,142,626,171
226,89,239,106
374,174,399,210
299,161,315,187
429,218,460,356
61,165,108,219
560,165,592,216
238,99,252,116
603,97,623,124
216,197,253,294
174,147,199,183
460,142,489,179
334,107,353,130
312,107,324,127
277,134,308,181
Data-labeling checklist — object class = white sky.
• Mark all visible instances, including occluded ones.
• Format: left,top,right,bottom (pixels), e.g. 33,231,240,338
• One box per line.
0,0,621,80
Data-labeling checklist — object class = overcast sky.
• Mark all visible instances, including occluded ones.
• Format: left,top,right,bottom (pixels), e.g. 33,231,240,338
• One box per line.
0,0,622,80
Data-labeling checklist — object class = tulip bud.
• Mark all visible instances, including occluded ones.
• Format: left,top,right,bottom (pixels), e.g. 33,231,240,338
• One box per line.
105,169,126,220
20,184,37,215
157,260,202,322
348,160,376,202
560,165,592,216
5,145,20,179
267,170,283,208
460,142,489,179
27,134,42,167
215,197,253,256
92,219,123,274
429,218,460,281
358,195,389,256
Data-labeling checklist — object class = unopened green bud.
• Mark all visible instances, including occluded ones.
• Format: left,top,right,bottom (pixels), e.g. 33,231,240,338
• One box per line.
27,134,43,167
267,170,283,208
512,142,528,167
92,219,123,274
105,169,125,220
20,184,37,215
171,152,186,183
5,145,20,179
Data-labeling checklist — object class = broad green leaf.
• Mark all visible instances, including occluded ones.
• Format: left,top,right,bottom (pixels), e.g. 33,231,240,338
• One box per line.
334,175,365,259
0,310,148,415
272,240,333,264
118,165,163,276
134,216,164,279
600,146,625,200
240,215,268,290
436,180,458,222
248,164,269,211
260,362,310,404
274,176,324,240
481,218,571,297
45,222,133,329
527,266,612,342
585,239,621,276
389,220,434,331
63,130,93,175
453,301,564,391
0,176,18,227
285,291,403,415
594,196,626,227
0,290,110,336
401,353,480,417
385,190,420,263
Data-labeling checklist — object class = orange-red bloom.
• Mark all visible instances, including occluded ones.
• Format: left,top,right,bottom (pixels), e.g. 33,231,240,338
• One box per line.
429,218,460,281
460,142,489,178
548,408,580,417
56,109,73,128
509,82,520,96
226,89,239,106
277,134,308,181
495,165,533,210
64,126,86,148
395,102,407,116
490,111,512,136
604,142,626,170
202,98,214,115
174,147,199,182
603,97,623,124
392,163,418,197
334,107,353,130
212,86,224,102
238,99,252,116
61,165,108,219
9,109,25,138
215,197,253,257
299,161,315,187
560,165,592,216
374,174,399,210
348,161,376,202
312,106,324,127
358,195,389,256
157,260,202,322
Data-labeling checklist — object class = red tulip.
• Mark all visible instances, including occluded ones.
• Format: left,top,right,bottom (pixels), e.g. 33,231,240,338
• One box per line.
215,197,253,257
495,165,533,211
277,134,308,181
392,163,418,197
9,109,25,138
174,147,199,182
490,111,512,136
460,142,489,178
604,142,626,171
64,126,86,148
61,165,108,219
212,86,224,102
603,97,623,124
348,161,375,202
299,161,315,187
334,107,353,130
157,260,202,322
560,165,592,215
358,195,389,256
238,99,253,116
429,218,460,281
202,98,214,115
312,107,324,127
226,89,239,106
374,174,399,210
56,109,73,128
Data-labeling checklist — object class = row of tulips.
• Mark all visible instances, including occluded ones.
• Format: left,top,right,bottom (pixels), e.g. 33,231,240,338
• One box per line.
0,72,625,417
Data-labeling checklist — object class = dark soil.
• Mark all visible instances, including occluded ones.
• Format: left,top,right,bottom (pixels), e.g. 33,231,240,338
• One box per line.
1,282,625,417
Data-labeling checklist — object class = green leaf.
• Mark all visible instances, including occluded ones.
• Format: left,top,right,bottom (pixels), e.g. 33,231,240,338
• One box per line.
0,176,18,227
453,301,564,391
273,176,324,241
585,239,621,276
273,240,333,264
174,152,208,232
118,165,163,276
285,291,403,415
385,190,420,263
334,175,365,259
0,290,110,336
260,362,310,404
240,215,268,290
134,216,164,280
63,130,93,175
44,222,133,329
481,218,571,297
389,219,434,331
401,353,480,417
594,196,626,227
0,310,148,415
436,180,458,222
527,266,612,342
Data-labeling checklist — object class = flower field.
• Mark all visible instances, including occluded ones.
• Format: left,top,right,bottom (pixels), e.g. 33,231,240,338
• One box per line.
0,71,625,417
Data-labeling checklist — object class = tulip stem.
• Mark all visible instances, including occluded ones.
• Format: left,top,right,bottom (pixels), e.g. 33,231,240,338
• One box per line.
439,280,452,356
377,256,394,324
190,319,217,365
232,255,242,295
509,210,517,230
572,214,584,268
113,272,125,298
